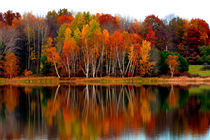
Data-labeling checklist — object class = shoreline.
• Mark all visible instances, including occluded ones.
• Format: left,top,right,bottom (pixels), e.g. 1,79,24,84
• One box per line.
1,76,210,86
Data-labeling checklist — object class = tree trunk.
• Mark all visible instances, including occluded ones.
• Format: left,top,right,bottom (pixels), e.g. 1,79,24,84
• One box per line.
54,61,60,78
67,57,70,78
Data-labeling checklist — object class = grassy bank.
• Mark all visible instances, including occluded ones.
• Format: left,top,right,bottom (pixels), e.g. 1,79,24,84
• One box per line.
0,65,209,86
3,77,59,86
2,76,210,86
189,65,210,77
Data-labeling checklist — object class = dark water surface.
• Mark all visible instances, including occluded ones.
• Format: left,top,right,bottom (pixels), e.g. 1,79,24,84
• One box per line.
0,84,209,139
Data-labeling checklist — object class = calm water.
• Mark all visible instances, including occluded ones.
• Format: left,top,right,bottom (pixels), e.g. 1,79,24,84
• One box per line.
0,84,209,139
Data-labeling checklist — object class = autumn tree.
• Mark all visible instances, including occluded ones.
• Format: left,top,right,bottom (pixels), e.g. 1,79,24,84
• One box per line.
96,29,109,76
41,37,54,75
47,47,61,78
191,18,209,46
36,17,49,73
23,13,48,73
4,53,20,78
46,10,59,38
127,33,142,75
0,10,21,25
186,27,201,63
160,51,188,75
91,29,102,77
96,13,119,34
62,27,79,77
169,17,190,55
146,25,156,45
130,19,143,34
144,15,167,50
55,23,69,54
23,13,36,70
166,55,179,77
0,26,20,58
71,12,95,31
57,15,74,25
81,19,101,77
139,40,155,76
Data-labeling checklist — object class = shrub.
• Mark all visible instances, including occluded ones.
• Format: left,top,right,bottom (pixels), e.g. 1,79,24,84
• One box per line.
24,70,32,77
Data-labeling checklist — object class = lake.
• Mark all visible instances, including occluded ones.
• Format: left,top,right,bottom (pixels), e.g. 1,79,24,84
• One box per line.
0,84,209,139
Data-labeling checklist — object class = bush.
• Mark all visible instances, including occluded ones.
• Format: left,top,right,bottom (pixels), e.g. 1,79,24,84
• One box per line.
159,51,189,75
24,70,32,77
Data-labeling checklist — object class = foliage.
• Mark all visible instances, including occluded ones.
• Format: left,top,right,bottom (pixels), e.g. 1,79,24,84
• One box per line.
197,46,210,64
166,55,179,77
139,40,155,76
40,55,52,75
4,53,19,78
160,51,189,75
24,69,32,77
0,10,209,78
46,47,61,78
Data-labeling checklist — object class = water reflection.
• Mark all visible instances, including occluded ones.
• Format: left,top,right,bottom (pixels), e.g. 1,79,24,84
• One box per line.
0,85,209,139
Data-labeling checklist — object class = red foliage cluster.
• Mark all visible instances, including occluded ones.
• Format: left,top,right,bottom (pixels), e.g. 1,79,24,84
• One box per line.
0,10,21,25
57,15,74,24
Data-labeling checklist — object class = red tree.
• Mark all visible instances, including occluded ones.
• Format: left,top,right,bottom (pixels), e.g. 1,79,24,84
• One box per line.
96,13,119,33
146,25,156,45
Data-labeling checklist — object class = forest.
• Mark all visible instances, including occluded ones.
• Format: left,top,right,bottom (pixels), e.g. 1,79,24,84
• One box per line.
0,9,209,78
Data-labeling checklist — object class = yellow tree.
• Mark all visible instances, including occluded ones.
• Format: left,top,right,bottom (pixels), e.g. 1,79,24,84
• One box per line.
81,19,101,77
62,27,79,77
166,55,179,77
4,53,20,78
139,40,155,76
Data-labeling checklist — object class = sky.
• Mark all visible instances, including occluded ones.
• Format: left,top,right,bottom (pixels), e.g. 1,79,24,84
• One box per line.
1,0,210,23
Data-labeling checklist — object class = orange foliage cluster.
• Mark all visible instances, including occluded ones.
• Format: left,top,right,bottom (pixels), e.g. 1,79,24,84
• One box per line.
4,53,19,78
166,55,179,77
57,15,74,24
24,70,32,77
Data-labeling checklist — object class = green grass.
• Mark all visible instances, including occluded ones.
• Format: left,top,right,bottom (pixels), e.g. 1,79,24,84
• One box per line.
4,77,59,86
189,65,210,77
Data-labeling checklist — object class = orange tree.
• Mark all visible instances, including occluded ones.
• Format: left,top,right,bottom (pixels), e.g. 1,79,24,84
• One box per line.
4,53,20,78
46,47,61,78
166,55,179,77
159,51,189,75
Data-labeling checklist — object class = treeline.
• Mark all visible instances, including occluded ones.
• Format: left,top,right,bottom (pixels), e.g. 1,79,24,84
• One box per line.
0,9,209,78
